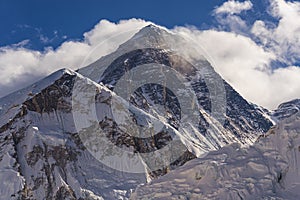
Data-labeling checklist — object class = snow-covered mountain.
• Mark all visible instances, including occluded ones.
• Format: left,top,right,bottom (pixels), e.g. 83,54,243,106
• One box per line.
0,69,150,199
79,24,273,147
132,108,300,200
0,25,294,199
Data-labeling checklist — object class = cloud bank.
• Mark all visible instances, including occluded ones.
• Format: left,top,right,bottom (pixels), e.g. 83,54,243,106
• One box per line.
1,0,300,110
209,0,300,109
173,28,300,109
0,19,150,99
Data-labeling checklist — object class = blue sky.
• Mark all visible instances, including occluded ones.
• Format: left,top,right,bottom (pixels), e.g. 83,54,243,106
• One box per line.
0,0,278,50
0,0,228,50
1,0,300,109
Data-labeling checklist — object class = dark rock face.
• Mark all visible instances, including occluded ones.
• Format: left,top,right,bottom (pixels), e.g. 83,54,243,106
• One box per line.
55,186,77,200
23,73,76,114
99,48,273,145
223,82,273,135
0,71,199,199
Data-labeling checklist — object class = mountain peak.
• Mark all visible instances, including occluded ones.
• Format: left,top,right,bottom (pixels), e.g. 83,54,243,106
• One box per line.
0,68,77,117
131,24,170,41
140,24,165,33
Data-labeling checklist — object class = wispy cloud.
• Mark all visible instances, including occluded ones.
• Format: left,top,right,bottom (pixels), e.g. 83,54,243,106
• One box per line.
10,40,30,48
214,0,253,15
252,0,300,65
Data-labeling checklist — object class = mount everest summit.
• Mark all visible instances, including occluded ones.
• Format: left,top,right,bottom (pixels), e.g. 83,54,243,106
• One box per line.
0,25,299,199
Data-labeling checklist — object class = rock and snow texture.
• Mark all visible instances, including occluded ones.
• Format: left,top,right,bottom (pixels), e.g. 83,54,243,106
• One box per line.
79,24,274,148
0,69,156,199
132,112,300,200
0,25,289,199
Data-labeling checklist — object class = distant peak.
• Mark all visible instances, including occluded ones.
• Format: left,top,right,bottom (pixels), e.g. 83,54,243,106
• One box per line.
277,99,300,109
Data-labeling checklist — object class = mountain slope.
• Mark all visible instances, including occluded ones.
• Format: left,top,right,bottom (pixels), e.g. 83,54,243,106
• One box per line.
132,112,300,200
0,25,277,199
79,24,273,149
0,67,215,199
0,69,150,199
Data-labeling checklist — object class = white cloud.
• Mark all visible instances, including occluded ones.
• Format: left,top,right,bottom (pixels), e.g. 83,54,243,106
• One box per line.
214,0,253,15
195,30,300,109
215,14,249,34
213,1,253,35
0,19,150,98
174,23,300,110
201,0,300,109
252,0,300,65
